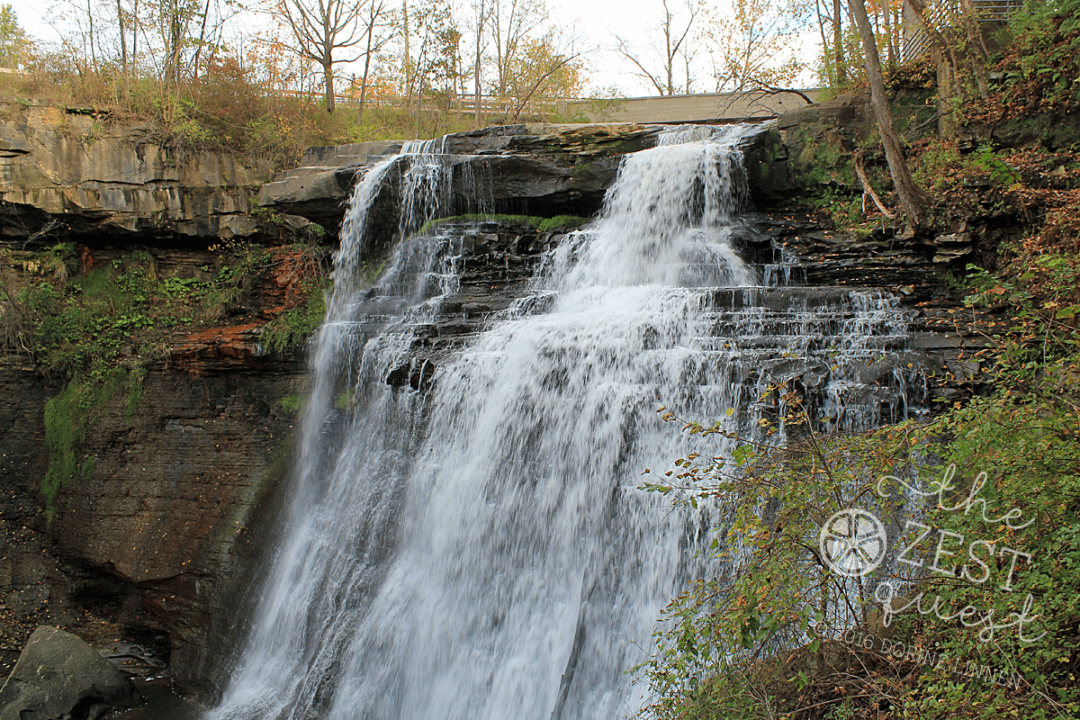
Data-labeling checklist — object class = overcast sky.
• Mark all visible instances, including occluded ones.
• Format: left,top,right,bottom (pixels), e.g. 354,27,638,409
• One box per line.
8,0,818,96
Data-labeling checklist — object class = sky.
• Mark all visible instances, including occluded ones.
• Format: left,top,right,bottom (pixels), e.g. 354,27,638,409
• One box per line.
7,0,819,97
545,0,675,95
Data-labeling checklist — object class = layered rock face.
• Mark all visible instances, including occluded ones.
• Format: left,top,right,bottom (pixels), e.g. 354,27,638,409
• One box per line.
260,123,795,236
0,102,285,244
0,111,993,701
0,333,306,693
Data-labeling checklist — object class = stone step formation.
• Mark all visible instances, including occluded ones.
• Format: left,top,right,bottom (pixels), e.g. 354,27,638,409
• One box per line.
207,125,953,720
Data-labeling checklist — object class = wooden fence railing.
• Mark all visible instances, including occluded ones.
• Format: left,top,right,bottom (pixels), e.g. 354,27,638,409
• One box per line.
902,0,1026,62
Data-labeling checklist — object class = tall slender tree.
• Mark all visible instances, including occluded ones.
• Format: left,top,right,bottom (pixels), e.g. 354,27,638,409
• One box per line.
614,0,698,95
849,0,926,224
832,0,846,82
354,0,395,123
468,0,491,121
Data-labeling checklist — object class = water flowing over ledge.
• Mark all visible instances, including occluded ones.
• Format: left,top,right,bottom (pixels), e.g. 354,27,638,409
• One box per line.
208,125,925,720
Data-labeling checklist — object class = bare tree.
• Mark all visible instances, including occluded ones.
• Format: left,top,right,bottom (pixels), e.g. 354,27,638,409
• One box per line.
488,0,547,100
354,0,395,123
614,0,698,95
278,0,367,112
849,0,926,225
467,0,491,121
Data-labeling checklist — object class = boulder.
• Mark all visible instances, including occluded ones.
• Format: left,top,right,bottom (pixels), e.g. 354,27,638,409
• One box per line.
0,626,140,720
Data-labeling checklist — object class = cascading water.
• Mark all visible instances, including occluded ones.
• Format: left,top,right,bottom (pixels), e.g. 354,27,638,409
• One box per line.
209,125,924,720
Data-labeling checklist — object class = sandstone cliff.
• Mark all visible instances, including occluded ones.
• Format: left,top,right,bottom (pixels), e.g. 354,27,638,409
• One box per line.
0,101,295,245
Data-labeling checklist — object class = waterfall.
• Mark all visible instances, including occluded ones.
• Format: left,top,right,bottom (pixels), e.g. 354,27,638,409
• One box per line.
209,126,922,720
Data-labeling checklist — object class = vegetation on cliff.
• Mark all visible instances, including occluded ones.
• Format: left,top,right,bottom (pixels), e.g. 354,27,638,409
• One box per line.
639,260,1080,719
0,239,328,520
0,241,326,376
637,2,1080,718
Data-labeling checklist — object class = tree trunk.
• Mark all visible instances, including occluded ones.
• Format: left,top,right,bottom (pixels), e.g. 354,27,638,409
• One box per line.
957,0,991,100
849,0,925,225
86,0,97,68
167,0,186,86
403,0,412,110
815,0,831,81
324,61,335,112
832,0,846,83
131,0,138,68
664,3,674,95
357,26,375,124
193,0,212,78
881,0,896,69
117,0,127,72
473,0,485,123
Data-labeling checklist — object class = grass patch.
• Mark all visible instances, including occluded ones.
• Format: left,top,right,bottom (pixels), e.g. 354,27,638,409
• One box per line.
416,213,591,236
0,241,327,375
277,394,304,414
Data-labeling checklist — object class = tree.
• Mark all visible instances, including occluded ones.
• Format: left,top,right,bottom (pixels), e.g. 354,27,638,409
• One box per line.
831,0,846,82
153,0,201,84
700,0,805,92
278,0,369,112
0,4,30,69
503,29,583,119
399,0,460,129
848,0,926,225
354,0,396,123
877,0,898,69
487,0,547,99
614,0,698,96
467,0,491,121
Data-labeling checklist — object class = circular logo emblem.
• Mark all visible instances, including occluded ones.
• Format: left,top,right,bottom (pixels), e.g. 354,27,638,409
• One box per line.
819,509,887,577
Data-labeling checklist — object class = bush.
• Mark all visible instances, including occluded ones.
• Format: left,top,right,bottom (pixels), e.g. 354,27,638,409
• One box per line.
636,253,1080,720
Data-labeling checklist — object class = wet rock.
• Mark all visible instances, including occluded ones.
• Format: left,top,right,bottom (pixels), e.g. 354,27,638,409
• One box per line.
0,626,140,720
255,141,403,232
258,122,787,236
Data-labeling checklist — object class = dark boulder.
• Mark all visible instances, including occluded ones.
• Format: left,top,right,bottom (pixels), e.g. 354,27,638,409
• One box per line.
0,626,140,720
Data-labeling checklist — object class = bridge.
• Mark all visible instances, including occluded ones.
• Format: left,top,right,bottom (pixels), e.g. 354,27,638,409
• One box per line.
572,88,827,124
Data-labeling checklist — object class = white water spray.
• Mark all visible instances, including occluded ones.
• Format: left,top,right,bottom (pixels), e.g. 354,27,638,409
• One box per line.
209,126,921,720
